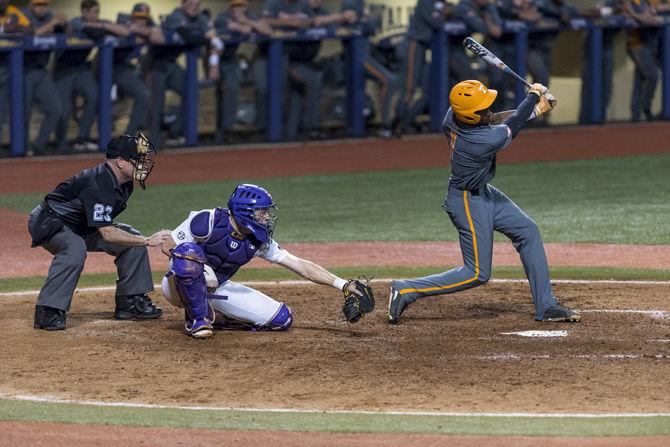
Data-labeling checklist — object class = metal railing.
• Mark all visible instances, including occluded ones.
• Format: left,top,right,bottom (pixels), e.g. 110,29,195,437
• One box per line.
1,16,669,156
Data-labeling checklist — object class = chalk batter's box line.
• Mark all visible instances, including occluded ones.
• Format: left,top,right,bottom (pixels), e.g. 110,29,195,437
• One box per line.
2,278,669,299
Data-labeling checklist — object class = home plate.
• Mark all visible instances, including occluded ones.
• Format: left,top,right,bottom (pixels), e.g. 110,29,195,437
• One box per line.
501,330,568,337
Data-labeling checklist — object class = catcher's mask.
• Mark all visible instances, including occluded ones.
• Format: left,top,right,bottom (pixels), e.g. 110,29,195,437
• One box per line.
227,184,278,243
449,80,497,125
105,132,157,190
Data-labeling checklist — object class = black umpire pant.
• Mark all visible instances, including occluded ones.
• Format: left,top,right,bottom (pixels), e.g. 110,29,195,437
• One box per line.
28,205,154,312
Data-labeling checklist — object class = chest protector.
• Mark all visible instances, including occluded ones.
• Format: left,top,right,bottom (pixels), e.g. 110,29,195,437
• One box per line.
192,208,261,283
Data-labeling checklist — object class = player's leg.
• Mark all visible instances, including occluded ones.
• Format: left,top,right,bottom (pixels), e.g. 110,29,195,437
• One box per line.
220,59,241,137
288,62,323,135
73,68,98,143
635,46,659,121
285,84,303,141
252,56,268,131
490,186,579,321
114,65,150,135
32,70,62,153
54,71,75,150
389,186,494,323
86,223,161,320
149,65,168,143
28,215,87,330
363,55,397,133
162,243,215,338
209,281,293,331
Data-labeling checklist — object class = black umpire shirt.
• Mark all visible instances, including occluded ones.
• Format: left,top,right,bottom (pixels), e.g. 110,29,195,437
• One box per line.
44,163,133,238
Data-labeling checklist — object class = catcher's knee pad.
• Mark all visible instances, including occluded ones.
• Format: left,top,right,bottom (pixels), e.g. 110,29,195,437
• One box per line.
171,242,206,279
266,303,292,331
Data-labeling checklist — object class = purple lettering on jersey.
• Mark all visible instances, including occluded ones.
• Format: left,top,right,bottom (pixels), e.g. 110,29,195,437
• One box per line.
200,208,261,283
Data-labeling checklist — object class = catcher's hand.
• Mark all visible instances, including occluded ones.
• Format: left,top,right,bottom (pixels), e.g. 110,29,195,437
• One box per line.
342,278,375,323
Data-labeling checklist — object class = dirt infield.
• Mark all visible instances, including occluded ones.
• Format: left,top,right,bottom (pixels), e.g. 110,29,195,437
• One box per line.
1,281,669,413
1,280,669,445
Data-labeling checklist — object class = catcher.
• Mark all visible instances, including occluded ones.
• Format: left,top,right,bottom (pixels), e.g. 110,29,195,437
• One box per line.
160,183,375,339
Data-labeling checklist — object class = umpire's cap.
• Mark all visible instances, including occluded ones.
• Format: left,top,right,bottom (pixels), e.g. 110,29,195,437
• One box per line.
105,133,157,160
132,2,151,17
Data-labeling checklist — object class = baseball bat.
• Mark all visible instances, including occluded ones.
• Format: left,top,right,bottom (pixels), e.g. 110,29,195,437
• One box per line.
462,37,532,89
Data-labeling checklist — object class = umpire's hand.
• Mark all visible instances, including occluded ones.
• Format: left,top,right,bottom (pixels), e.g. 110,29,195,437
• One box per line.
146,230,172,247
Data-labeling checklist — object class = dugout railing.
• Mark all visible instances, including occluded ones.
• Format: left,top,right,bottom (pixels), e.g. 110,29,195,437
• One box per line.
1,16,669,157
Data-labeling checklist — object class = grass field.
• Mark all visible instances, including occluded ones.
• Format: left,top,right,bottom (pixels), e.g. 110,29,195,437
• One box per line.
0,155,668,244
1,397,669,436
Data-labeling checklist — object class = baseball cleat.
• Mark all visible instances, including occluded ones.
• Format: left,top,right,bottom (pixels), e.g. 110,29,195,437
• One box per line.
34,305,66,331
114,294,163,320
186,318,214,339
388,281,413,325
539,302,581,322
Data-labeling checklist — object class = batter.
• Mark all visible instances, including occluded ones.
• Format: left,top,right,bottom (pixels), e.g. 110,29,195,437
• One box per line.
388,79,581,324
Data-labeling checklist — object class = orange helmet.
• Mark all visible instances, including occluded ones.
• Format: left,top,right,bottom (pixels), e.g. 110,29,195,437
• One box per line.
449,80,497,124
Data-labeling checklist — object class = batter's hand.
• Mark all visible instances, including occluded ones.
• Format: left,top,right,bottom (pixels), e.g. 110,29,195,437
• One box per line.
528,83,548,98
533,90,557,118
146,230,172,247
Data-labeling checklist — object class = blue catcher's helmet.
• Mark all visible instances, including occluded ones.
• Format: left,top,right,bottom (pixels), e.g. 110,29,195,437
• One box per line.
227,184,278,243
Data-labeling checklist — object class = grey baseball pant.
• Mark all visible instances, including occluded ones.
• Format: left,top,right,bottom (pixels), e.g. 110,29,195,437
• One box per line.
113,64,150,135
393,184,557,320
28,206,154,312
24,68,62,150
149,61,184,142
54,66,98,144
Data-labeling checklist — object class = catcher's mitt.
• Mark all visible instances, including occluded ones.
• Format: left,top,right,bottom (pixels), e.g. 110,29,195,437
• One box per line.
342,278,375,323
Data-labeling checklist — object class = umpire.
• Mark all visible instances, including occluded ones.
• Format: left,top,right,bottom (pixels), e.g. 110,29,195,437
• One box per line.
28,133,172,331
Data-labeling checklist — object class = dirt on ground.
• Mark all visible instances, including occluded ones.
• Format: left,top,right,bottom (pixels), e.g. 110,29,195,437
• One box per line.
1,281,669,414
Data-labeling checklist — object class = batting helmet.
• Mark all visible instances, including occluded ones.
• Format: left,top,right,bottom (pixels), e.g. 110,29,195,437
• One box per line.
227,184,278,243
449,80,497,125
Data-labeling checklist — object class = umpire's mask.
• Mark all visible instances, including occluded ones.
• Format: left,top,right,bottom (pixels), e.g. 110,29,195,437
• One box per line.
106,133,158,190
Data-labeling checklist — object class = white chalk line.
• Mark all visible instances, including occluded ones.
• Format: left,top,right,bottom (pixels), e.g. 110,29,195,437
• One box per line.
2,277,670,298
2,393,670,418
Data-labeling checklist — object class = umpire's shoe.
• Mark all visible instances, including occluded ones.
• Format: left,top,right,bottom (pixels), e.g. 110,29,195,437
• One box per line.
114,294,163,320
34,305,66,331
539,302,581,322
388,281,415,325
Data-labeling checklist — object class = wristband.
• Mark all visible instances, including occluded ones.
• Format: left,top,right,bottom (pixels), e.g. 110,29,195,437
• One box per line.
333,278,348,291
211,36,224,51
209,53,220,67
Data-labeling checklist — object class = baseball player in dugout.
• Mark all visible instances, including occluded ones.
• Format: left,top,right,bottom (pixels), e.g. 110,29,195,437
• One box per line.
388,80,581,324
159,184,375,339
28,134,172,331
